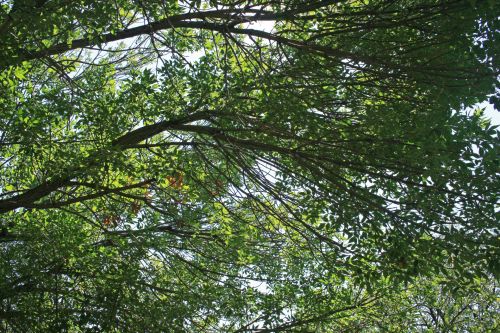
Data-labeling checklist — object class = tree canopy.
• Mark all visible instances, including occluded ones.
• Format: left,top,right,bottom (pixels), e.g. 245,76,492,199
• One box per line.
0,0,499,331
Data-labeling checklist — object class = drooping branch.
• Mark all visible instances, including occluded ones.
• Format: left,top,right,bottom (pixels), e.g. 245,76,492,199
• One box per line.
24,179,154,209
0,110,211,213
14,13,376,66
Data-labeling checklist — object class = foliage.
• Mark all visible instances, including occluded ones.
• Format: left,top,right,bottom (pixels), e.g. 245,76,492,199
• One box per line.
0,0,499,331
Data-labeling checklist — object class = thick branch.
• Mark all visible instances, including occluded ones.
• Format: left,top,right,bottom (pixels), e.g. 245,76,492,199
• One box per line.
16,8,377,66
0,110,211,213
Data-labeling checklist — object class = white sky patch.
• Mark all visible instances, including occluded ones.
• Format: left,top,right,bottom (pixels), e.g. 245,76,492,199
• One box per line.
248,278,270,294
184,49,205,63
246,20,275,33
477,101,499,125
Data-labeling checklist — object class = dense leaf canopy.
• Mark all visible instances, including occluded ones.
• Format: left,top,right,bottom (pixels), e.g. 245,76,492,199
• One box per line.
0,0,499,331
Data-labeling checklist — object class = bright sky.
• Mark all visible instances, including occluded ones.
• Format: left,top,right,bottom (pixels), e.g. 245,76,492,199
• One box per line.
479,102,499,125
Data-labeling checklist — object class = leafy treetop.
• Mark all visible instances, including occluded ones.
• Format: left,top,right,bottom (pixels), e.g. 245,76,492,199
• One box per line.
0,0,498,331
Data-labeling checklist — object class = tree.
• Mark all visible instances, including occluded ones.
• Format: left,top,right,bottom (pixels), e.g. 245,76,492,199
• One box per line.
0,0,498,331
